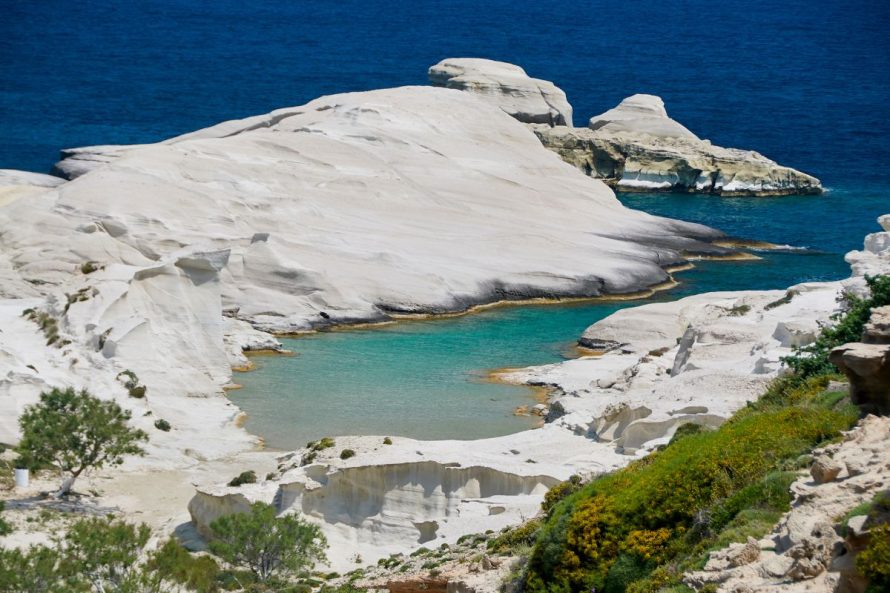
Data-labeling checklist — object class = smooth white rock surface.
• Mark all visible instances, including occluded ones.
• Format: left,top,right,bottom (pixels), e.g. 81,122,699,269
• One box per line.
429,58,573,126
588,94,697,139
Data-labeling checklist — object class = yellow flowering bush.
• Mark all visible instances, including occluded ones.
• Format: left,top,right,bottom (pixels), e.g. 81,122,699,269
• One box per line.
621,529,672,564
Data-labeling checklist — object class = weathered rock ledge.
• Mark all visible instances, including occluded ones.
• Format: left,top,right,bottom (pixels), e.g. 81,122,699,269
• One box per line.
528,93,820,197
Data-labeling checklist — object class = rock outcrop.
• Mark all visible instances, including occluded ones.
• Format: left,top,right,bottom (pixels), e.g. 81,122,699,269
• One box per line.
533,94,822,196
51,144,147,180
429,58,573,126
686,415,890,593
588,94,697,139
8,86,729,337
830,305,890,415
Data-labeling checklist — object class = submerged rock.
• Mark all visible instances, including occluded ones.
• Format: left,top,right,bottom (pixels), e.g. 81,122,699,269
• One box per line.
429,58,573,126
533,93,822,196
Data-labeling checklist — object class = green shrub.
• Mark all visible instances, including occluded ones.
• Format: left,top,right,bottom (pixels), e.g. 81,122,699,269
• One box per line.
209,502,327,582
339,449,356,460
543,475,583,513
80,261,100,274
488,518,543,554
383,437,393,445
228,470,257,487
154,419,172,432
306,437,335,451
146,538,220,593
128,385,147,398
603,554,650,593
857,523,890,593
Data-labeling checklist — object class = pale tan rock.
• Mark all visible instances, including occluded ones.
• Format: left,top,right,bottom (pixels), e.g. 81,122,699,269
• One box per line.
811,457,844,484
533,99,822,197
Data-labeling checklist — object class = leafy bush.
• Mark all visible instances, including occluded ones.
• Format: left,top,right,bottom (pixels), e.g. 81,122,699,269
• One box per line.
209,502,327,582
17,387,147,497
128,385,147,398
542,475,583,513
857,523,890,593
383,437,393,445
146,538,220,593
339,449,356,460
306,437,335,451
0,515,218,592
603,554,650,593
80,261,100,274
488,518,543,554
228,470,257,487
154,419,172,432
668,422,709,445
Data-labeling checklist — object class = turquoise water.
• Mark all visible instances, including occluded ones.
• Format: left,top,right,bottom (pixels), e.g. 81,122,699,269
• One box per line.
231,190,888,449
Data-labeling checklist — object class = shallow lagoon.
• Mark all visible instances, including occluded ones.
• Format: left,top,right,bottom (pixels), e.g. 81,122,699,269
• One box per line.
230,190,887,449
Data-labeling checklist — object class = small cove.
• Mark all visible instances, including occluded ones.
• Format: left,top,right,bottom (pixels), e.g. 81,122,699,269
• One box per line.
230,189,887,450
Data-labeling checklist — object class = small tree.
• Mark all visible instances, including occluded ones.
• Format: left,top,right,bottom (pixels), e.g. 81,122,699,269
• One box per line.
59,516,150,591
209,502,327,583
17,388,148,497
0,515,215,593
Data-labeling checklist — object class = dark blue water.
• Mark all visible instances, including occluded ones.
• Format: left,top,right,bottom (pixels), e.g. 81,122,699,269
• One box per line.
3,0,888,447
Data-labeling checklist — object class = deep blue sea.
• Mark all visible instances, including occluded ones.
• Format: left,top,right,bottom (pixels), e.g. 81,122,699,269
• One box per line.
2,0,888,447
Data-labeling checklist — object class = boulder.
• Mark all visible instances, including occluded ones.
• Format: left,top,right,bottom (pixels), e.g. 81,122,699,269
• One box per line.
429,58,572,126
829,342,890,414
704,536,760,570
863,305,890,344
532,94,822,196
810,456,844,484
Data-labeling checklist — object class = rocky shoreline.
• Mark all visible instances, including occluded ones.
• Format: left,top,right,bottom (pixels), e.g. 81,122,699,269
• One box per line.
0,58,859,581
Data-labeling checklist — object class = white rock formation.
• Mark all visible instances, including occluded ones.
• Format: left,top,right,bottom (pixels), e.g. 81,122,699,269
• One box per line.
503,286,838,451
533,94,822,196
588,94,697,139
0,248,257,462
429,58,573,126
189,428,637,570
191,217,888,567
11,86,727,336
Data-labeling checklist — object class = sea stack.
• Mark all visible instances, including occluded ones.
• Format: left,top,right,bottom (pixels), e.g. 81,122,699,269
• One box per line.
533,93,822,196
